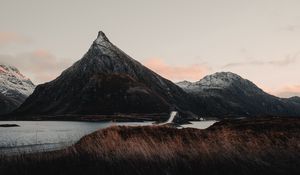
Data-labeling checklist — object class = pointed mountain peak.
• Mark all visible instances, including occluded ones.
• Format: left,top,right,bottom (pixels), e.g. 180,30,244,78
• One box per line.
94,31,110,44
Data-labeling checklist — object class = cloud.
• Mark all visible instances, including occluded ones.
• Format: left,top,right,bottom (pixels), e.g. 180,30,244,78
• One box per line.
223,61,261,68
267,53,299,66
0,50,73,84
0,32,30,46
143,58,209,82
223,52,300,68
275,85,300,98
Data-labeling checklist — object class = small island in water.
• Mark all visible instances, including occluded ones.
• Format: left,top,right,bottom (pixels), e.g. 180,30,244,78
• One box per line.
0,124,20,127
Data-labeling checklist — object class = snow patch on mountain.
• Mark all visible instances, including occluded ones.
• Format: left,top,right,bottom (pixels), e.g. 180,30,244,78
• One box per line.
196,72,244,87
69,31,169,89
177,72,258,93
0,64,35,98
176,80,192,89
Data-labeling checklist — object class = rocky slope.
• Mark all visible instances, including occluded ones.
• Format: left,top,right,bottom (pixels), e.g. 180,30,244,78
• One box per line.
177,72,300,117
0,64,35,114
287,96,300,104
13,31,195,117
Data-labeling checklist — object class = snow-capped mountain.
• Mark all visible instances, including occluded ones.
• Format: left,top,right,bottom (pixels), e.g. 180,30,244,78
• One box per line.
176,80,192,89
177,72,300,117
10,31,300,119
14,31,194,117
0,64,35,114
287,96,300,104
177,72,264,94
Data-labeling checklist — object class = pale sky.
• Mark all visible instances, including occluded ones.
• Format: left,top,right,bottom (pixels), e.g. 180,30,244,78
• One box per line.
0,0,300,97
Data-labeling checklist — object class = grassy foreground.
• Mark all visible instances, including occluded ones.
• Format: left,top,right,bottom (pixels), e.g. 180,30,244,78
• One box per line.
0,117,299,175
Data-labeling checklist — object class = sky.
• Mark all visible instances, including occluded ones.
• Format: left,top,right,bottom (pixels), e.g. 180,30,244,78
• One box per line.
0,0,300,97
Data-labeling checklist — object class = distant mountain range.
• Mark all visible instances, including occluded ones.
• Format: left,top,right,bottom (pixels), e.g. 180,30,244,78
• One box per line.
177,72,300,117
0,64,35,114
2,31,300,119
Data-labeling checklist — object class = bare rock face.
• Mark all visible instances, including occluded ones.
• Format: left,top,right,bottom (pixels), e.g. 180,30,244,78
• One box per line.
14,31,194,117
0,64,35,114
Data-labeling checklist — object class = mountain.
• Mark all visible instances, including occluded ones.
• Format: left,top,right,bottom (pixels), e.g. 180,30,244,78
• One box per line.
13,31,195,117
10,32,300,119
177,72,300,117
0,93,18,114
287,96,300,104
0,64,35,114
176,81,192,89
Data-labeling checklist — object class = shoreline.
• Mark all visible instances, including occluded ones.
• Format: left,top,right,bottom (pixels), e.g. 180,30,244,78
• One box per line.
0,120,217,155
0,117,299,175
0,113,169,122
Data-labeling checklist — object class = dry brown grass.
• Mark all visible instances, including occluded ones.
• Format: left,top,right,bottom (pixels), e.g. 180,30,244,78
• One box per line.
0,117,299,175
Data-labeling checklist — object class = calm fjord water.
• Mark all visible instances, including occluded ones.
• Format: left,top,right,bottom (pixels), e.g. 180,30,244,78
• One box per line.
0,121,216,154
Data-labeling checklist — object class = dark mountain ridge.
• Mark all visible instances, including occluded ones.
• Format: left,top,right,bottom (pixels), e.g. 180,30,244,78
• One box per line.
13,31,195,117
287,96,300,104
7,31,300,119
177,72,300,117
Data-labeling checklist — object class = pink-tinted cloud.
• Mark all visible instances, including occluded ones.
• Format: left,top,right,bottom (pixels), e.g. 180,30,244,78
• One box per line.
243,83,300,98
0,50,73,84
275,85,300,98
0,32,30,45
143,58,209,81
32,49,52,57
253,83,274,95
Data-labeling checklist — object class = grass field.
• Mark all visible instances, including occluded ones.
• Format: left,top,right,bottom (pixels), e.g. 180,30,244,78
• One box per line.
0,117,299,175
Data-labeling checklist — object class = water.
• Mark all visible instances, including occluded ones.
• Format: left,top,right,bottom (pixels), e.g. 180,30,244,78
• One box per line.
0,120,216,154
181,121,217,129
0,121,152,154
